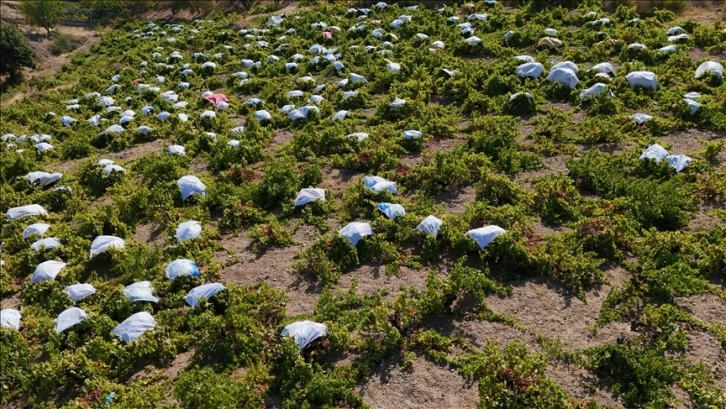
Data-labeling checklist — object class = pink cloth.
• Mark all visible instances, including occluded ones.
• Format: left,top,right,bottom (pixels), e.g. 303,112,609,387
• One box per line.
203,94,229,105
322,32,332,40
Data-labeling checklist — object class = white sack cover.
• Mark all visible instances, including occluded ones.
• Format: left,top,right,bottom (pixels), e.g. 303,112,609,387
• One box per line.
35,142,54,152
294,188,326,207
695,61,724,79
465,36,482,46
177,175,206,200
515,55,535,63
89,235,125,258
668,33,689,42
347,132,369,142
102,125,124,135
31,237,61,252
364,176,398,194
185,283,226,307
639,144,668,162
666,154,692,173
165,259,201,280
123,281,159,303
113,311,157,343
176,220,201,241
667,26,686,36
625,71,657,90
551,61,579,73
23,223,50,239
632,113,653,125
26,171,62,187
98,159,114,167
390,98,406,108
280,320,329,350
580,83,612,101
32,260,67,283
0,309,21,330
167,144,186,155
199,110,216,120
403,130,422,140
377,203,405,220
416,215,444,238
466,225,506,249
339,222,373,246
659,45,678,55
538,37,562,49
350,73,367,84
516,62,544,79
684,98,701,114
546,68,579,88
55,307,87,333
684,92,702,100
64,283,97,302
255,110,272,121
7,204,48,220
102,164,125,175
332,110,348,122
386,60,401,73
268,15,283,26
589,62,615,75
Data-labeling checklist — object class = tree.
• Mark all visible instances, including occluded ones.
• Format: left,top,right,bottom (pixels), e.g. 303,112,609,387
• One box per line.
18,0,66,38
0,24,35,80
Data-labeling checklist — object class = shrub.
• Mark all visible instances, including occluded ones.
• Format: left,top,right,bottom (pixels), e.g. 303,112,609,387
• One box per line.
0,24,35,79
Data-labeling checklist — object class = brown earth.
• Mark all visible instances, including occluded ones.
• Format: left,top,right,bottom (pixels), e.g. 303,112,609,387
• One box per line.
357,356,478,409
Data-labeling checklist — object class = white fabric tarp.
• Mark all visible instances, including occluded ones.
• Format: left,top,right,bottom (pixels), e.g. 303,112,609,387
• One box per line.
102,164,125,175
632,113,653,125
185,283,226,307
177,175,206,200
546,68,579,88
55,307,87,333
347,132,369,142
364,176,398,194
0,309,21,330
167,145,186,156
589,62,615,75
695,61,724,79
294,188,326,207
113,311,157,343
123,281,159,303
666,154,692,173
339,222,373,246
165,259,200,280
466,226,506,249
23,222,50,239
516,62,544,78
255,110,272,121
31,237,61,252
26,171,62,187
6,204,48,220
89,235,124,258
176,220,201,241
416,215,443,238
625,71,657,90
684,98,701,114
639,144,669,162
32,260,67,283
64,283,97,302
580,83,613,101
280,320,329,350
377,203,405,220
